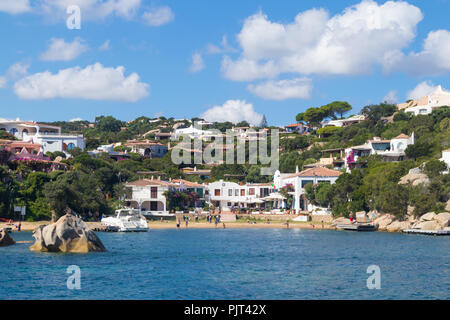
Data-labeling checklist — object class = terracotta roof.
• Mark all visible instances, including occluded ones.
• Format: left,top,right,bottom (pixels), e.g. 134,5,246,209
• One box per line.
172,179,204,188
392,134,410,139
285,167,343,179
285,123,302,127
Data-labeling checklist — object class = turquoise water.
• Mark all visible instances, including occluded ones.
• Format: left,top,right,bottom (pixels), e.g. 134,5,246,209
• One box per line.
1,229,449,300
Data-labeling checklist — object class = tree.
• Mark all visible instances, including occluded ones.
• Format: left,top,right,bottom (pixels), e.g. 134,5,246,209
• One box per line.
326,101,352,119
361,103,397,122
304,107,327,127
95,115,123,132
296,112,305,123
424,159,447,178
405,141,432,160
259,115,268,128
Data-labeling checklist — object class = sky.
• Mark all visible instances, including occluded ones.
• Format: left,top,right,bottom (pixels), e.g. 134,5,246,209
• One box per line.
0,0,449,126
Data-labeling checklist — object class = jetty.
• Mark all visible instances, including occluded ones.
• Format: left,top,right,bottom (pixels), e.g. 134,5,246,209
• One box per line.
402,229,450,236
336,223,378,232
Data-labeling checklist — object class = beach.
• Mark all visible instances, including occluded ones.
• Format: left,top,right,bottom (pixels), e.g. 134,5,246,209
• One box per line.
0,218,334,232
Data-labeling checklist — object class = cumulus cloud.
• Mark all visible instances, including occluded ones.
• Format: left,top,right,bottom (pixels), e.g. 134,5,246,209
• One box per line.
248,77,312,100
383,90,398,104
222,1,423,81
14,62,149,102
40,38,88,61
0,0,31,14
189,53,205,73
0,61,30,87
406,81,439,100
205,36,237,55
388,30,450,76
201,100,263,126
142,6,174,26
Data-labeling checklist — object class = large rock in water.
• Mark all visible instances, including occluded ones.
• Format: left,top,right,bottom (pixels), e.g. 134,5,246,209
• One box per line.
414,220,441,231
0,228,15,247
29,213,106,253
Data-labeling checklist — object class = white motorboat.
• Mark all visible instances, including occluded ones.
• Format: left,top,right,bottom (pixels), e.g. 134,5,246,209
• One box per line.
101,209,149,232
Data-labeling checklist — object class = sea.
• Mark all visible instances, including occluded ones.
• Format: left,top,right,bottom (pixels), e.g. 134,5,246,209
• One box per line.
1,229,449,299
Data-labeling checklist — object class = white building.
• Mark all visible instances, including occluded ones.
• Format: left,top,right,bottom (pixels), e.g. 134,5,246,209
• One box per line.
274,167,342,212
0,119,85,155
173,125,215,140
205,180,271,211
124,140,168,158
440,149,450,174
345,134,414,171
398,85,450,115
126,179,178,214
322,115,366,128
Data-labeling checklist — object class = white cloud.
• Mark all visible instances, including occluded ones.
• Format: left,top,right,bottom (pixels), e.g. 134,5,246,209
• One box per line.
40,38,88,61
201,100,263,126
0,0,31,14
248,77,312,100
389,30,450,76
69,117,84,122
14,62,149,102
189,53,205,73
142,6,174,26
0,61,30,87
407,81,438,100
205,36,236,55
38,0,141,21
99,40,111,51
383,90,397,103
222,1,423,81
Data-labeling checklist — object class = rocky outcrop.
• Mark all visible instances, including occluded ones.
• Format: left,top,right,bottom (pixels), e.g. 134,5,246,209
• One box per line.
399,172,430,187
375,215,394,230
420,212,436,222
0,229,15,247
386,221,411,232
413,220,442,231
446,200,450,212
434,212,450,228
29,213,106,253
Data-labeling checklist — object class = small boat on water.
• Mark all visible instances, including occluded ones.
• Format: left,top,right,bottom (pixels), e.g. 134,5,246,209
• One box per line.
101,209,149,232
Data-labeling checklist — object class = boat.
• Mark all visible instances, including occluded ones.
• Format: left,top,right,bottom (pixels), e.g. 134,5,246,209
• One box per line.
101,209,149,232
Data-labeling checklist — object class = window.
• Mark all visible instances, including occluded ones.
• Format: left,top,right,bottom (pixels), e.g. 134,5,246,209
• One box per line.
228,189,233,196
248,188,255,195
235,189,239,196
67,143,75,150
214,189,221,196
10,128,18,135
22,129,28,135
151,187,158,198
240,189,245,196
301,180,314,188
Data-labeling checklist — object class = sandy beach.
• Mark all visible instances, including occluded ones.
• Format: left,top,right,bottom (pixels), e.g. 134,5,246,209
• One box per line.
1,219,334,232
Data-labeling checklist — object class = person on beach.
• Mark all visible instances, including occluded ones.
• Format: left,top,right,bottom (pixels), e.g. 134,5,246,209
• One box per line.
185,216,189,228
286,221,289,229
321,220,324,229
223,223,226,229
176,220,180,229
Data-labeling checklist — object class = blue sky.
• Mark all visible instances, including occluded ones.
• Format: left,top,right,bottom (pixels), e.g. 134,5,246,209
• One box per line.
0,0,449,126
